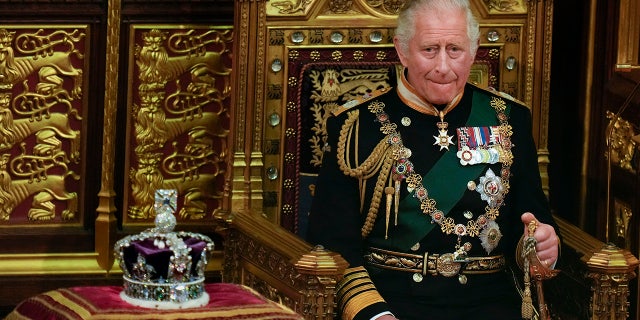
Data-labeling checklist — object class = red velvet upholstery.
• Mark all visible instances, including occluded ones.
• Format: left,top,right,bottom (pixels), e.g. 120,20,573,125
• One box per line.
5,283,303,320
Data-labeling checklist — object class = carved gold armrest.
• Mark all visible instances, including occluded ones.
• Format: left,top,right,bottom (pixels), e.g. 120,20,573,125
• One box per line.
218,211,348,320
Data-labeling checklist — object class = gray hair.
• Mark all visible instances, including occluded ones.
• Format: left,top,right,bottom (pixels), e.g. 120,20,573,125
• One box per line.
395,0,480,55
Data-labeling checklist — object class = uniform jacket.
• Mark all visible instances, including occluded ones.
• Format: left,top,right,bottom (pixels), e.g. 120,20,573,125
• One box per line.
307,71,557,320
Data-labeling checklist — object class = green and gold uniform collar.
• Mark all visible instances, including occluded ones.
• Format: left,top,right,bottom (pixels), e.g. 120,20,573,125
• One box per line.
396,66,464,117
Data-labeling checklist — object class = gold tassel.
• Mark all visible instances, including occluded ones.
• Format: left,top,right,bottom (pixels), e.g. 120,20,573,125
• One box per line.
521,271,534,319
384,186,394,239
521,221,536,319
394,180,400,226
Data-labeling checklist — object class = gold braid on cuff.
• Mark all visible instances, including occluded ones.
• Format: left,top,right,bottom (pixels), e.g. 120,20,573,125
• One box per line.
337,266,386,320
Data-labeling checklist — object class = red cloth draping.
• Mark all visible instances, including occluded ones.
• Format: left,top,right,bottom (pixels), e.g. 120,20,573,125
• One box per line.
5,283,303,320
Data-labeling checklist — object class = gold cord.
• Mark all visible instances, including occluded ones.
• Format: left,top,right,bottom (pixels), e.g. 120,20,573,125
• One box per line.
336,110,398,238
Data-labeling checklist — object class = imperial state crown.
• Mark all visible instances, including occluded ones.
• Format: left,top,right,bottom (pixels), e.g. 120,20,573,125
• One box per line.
114,189,215,309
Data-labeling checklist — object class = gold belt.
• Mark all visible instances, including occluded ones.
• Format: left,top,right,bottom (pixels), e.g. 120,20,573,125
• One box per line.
365,247,505,277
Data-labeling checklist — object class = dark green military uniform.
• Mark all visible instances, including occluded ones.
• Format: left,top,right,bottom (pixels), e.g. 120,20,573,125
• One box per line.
307,74,557,320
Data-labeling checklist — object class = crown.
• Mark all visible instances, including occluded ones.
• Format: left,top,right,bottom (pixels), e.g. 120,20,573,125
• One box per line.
114,189,215,309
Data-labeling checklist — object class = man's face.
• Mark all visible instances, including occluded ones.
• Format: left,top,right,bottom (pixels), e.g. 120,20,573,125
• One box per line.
394,7,476,105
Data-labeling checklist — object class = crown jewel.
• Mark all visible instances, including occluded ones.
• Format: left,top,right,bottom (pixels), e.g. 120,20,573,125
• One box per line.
114,189,215,309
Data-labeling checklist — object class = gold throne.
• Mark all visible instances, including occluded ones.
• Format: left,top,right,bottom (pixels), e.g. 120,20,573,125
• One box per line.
221,0,565,319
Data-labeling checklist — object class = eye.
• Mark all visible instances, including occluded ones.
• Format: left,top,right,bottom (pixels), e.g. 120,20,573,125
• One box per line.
423,46,437,57
447,45,463,58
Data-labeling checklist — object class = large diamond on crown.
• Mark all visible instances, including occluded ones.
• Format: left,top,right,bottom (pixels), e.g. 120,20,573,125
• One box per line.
114,189,215,309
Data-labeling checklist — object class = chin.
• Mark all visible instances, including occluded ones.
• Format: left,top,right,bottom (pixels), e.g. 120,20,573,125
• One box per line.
425,92,455,105
424,86,456,103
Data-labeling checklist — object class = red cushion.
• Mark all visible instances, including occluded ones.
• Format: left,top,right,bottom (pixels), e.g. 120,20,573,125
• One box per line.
6,283,303,320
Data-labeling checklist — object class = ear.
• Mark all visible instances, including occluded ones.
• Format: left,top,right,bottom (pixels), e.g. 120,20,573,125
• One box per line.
393,36,409,67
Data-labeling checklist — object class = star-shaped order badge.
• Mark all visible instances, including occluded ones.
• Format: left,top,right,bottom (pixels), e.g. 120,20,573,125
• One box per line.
475,168,505,207
433,128,454,151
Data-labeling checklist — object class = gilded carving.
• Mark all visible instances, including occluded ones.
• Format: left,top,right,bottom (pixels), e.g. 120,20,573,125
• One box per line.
328,0,353,14
348,29,364,44
586,244,639,320
504,27,521,43
362,0,404,15
253,3,268,152
268,84,283,100
245,272,296,309
483,0,526,14
0,29,84,98
606,111,638,174
268,0,406,16
269,29,286,46
309,29,324,44
271,0,313,14
225,228,341,318
136,29,231,93
127,27,232,221
0,27,85,223
306,68,392,167
0,150,79,221
589,272,634,320
614,199,633,249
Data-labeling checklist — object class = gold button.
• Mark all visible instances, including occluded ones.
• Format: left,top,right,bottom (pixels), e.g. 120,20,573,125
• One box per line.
467,181,476,191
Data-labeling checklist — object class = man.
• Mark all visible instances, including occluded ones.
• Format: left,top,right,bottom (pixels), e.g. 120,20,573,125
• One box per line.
306,0,560,319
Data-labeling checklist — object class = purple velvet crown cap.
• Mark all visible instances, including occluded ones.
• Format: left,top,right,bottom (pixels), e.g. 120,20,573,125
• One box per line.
118,232,213,282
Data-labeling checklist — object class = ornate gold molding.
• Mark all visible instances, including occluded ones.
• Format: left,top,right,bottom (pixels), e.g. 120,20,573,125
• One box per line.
616,0,640,70
523,0,554,196
96,0,121,271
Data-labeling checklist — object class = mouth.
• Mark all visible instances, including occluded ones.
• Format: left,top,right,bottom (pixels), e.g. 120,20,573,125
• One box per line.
426,76,456,85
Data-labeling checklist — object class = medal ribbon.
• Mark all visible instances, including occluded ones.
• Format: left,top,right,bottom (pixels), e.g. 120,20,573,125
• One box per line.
373,90,511,251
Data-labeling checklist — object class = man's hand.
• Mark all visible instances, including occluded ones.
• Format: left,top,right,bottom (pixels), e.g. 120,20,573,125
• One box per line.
376,315,399,320
521,212,559,268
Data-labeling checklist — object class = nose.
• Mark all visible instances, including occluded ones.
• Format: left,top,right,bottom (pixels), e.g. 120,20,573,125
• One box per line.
434,51,452,74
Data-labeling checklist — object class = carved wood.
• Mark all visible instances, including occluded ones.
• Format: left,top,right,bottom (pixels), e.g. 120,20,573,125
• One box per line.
222,210,347,319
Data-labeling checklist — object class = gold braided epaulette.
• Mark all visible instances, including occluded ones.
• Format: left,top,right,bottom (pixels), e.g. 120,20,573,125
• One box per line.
331,87,393,117
470,83,529,108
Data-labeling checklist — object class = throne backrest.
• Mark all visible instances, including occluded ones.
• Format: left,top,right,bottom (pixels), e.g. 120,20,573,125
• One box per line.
259,0,534,236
